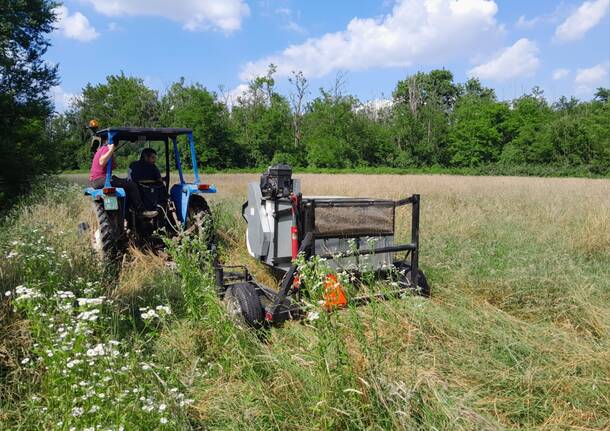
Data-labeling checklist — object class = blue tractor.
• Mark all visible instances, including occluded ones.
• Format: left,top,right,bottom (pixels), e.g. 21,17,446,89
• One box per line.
84,127,216,259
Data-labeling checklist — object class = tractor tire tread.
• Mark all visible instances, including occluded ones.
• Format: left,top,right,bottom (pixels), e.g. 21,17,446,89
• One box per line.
93,201,124,260
407,268,430,297
393,262,430,297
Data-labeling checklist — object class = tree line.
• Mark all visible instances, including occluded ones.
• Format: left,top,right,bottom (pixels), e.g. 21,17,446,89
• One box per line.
1,0,59,202
51,68,610,176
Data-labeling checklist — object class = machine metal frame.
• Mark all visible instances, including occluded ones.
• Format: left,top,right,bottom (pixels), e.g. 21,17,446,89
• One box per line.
216,188,424,325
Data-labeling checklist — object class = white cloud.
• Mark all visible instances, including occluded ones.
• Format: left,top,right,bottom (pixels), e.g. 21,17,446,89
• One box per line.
515,15,540,29
222,84,250,109
82,0,250,32
273,7,307,34
355,98,393,120
229,83,249,100
552,68,570,80
275,8,292,17
468,38,540,81
514,4,568,30
358,98,393,111
574,62,610,94
357,98,393,112
283,20,307,34
54,6,99,42
555,0,610,41
240,0,503,80
51,86,77,112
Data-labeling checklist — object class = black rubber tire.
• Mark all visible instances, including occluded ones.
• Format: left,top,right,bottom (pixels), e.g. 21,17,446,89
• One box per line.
186,196,217,256
405,268,430,297
92,201,124,261
186,197,214,237
186,197,211,229
224,283,264,329
393,262,430,297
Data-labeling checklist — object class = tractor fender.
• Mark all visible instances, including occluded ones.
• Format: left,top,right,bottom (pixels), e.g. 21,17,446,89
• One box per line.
170,184,216,224
84,187,127,221
84,187,126,200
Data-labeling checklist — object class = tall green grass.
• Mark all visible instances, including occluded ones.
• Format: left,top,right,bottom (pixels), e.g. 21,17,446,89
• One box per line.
0,183,194,430
1,180,609,430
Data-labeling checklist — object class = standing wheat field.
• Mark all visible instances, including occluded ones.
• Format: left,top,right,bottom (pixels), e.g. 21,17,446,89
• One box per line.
1,173,609,430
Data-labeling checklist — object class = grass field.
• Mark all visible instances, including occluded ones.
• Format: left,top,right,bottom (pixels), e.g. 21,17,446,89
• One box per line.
1,173,609,430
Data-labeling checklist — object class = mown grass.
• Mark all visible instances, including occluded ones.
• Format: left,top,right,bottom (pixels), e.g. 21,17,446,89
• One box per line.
1,174,609,430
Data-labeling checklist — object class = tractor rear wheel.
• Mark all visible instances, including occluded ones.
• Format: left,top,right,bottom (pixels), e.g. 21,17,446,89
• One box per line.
224,283,264,329
91,201,125,261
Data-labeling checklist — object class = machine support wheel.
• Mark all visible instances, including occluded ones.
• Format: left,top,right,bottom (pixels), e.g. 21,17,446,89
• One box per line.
406,268,430,297
223,283,264,329
92,201,124,261
393,262,430,297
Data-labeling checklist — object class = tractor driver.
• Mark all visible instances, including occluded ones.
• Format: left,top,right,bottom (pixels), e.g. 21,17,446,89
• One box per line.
128,148,162,183
89,137,156,217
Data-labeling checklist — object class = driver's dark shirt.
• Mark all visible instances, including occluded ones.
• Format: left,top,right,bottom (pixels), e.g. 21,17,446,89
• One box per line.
128,160,161,182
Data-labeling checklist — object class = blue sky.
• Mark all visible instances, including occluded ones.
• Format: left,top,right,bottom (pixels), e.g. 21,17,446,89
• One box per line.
49,0,610,111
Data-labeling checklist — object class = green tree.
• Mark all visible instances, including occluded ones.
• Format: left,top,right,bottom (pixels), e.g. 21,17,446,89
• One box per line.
46,67,609,176
303,81,393,168
0,0,59,200
547,115,593,165
461,78,496,100
303,90,359,168
231,65,293,166
584,93,610,173
74,73,160,128
47,111,91,171
500,91,554,165
57,73,161,170
546,94,610,172
160,79,236,169
288,71,309,157
447,94,510,167
594,87,609,103
391,70,459,165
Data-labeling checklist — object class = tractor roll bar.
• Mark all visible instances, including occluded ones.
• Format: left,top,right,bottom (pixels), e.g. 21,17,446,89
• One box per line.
98,128,201,188
172,137,185,184
104,131,117,189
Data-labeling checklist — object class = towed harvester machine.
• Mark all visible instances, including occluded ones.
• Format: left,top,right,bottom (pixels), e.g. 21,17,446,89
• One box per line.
216,165,429,328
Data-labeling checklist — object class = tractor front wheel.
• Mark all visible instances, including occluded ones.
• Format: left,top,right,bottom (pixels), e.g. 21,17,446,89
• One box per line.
186,197,212,236
185,197,217,257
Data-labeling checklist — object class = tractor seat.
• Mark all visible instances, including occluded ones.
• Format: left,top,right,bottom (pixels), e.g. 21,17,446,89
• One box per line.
139,210,159,218
136,181,167,211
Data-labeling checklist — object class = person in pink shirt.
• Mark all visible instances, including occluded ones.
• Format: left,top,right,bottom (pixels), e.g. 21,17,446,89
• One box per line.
89,137,155,217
